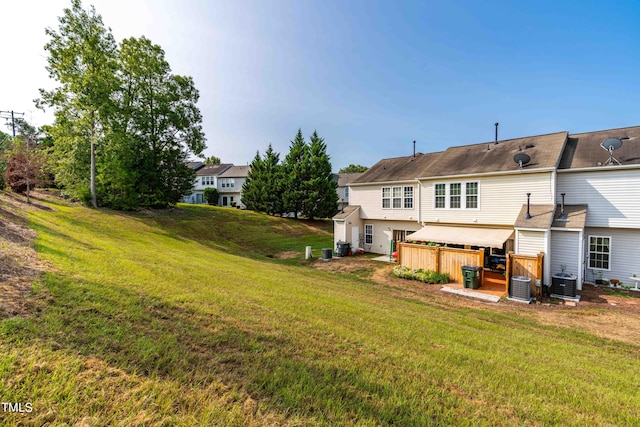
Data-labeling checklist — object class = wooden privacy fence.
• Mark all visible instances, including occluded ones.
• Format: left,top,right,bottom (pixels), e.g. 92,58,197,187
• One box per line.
507,252,544,297
397,243,484,284
398,244,545,296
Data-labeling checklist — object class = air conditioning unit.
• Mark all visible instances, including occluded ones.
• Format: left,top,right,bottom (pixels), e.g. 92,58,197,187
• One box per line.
510,276,532,303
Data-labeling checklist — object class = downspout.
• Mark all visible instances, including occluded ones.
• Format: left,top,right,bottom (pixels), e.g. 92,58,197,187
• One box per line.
578,229,584,290
551,170,557,205
417,179,422,224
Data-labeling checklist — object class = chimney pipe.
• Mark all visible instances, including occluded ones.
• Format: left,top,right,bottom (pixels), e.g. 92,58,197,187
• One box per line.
495,122,499,144
558,193,567,220
526,193,531,219
413,140,416,158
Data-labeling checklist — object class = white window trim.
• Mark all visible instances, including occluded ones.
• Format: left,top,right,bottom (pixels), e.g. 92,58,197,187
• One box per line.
588,235,612,271
365,224,374,245
404,186,414,209
382,185,415,210
433,181,480,210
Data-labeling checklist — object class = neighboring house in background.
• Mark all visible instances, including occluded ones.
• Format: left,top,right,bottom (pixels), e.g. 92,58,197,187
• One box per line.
334,125,640,291
333,172,364,213
217,165,250,208
184,163,233,204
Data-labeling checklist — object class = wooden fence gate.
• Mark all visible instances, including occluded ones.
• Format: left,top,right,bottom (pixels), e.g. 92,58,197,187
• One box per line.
506,252,544,297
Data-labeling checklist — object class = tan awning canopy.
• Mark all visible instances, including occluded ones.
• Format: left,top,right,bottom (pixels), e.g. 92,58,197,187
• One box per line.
405,225,514,248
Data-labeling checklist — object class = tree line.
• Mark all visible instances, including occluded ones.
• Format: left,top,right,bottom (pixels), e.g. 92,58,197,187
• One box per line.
242,129,338,219
33,0,205,209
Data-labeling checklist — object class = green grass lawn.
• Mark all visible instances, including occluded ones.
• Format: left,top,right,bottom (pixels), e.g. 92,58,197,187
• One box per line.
1,198,639,426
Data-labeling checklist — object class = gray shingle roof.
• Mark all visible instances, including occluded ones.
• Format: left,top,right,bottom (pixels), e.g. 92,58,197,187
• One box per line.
333,173,364,186
514,204,588,229
352,153,441,184
352,132,568,184
422,131,568,178
195,163,233,176
559,125,640,169
218,165,250,178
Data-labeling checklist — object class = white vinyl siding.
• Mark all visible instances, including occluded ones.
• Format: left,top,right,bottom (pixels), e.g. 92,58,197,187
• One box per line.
359,220,421,254
557,168,640,229
517,230,546,256
351,184,418,221
423,172,554,225
584,227,640,283
551,231,581,277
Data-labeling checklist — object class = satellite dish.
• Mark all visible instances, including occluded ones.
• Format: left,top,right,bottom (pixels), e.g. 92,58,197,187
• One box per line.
514,153,530,169
600,137,623,165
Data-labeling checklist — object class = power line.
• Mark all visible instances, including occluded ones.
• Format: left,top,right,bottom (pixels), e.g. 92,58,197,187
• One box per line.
0,110,25,137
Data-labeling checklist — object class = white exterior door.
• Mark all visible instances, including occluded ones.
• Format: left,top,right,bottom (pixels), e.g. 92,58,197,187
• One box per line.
352,226,359,249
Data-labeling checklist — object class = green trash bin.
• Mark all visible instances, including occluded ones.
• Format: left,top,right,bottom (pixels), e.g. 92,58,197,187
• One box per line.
462,266,482,289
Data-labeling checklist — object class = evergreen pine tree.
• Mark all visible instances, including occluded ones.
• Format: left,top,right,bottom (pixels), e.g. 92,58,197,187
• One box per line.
262,144,284,215
242,151,266,212
283,129,310,218
303,131,338,219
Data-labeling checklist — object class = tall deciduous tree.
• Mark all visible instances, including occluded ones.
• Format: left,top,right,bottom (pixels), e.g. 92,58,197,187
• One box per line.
203,156,221,165
38,0,118,207
38,1,206,209
338,164,368,174
110,36,206,208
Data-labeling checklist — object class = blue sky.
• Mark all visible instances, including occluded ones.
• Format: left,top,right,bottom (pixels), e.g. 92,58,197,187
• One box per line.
2,0,640,170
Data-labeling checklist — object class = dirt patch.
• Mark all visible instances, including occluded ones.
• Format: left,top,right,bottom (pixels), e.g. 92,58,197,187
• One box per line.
312,256,640,345
274,250,300,259
0,190,55,318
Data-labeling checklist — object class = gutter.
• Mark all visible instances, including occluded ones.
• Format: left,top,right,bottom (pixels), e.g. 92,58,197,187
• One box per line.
415,167,557,181
558,163,640,173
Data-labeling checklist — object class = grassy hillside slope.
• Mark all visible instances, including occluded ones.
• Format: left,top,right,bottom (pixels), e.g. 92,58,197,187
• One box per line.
1,195,639,426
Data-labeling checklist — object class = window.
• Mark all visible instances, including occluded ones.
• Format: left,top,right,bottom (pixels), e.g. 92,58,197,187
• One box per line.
382,187,391,209
435,184,446,208
365,224,373,245
404,186,414,209
589,236,611,270
382,186,414,209
392,187,402,208
466,182,478,209
202,176,214,186
220,178,235,188
344,187,349,199
450,183,461,208
434,181,479,209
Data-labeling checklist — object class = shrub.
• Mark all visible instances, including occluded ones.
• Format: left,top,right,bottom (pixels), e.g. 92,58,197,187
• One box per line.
203,187,219,205
392,266,450,284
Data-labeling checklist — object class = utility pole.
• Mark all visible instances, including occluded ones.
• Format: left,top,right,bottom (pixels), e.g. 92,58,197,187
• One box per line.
0,110,25,137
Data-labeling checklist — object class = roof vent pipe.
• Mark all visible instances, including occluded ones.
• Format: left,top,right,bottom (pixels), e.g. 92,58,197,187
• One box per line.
495,122,499,144
526,193,532,219
413,140,416,158
558,193,567,220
